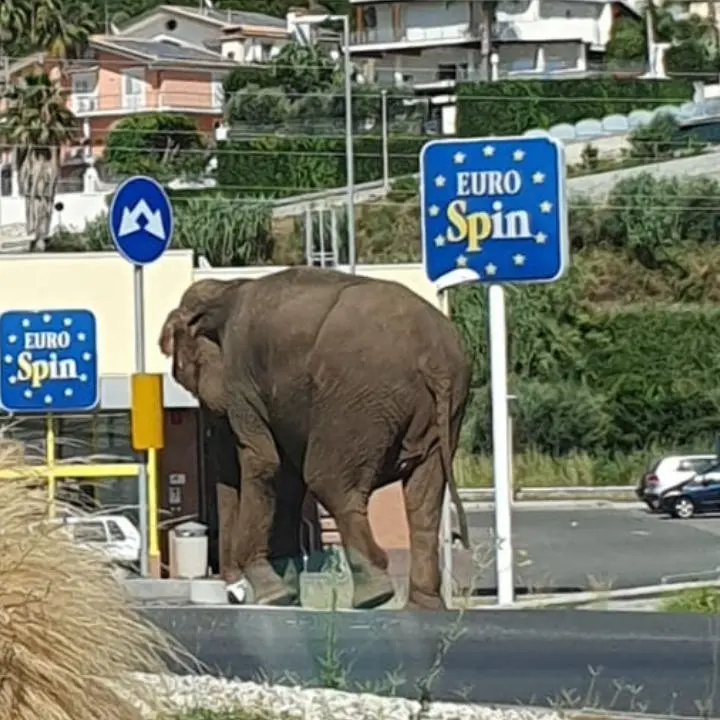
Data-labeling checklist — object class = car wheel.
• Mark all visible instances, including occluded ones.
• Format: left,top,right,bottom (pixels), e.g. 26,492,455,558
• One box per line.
671,496,696,519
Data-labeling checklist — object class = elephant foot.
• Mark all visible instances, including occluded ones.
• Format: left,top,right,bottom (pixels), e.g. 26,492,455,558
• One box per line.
232,560,299,607
405,586,446,611
352,569,395,610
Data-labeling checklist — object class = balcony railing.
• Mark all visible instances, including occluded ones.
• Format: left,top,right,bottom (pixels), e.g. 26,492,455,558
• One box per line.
122,94,146,111
70,92,98,115
351,25,477,45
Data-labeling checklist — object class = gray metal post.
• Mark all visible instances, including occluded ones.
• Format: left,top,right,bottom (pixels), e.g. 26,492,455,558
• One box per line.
304,205,312,265
133,265,149,577
330,206,339,265
318,207,326,267
381,89,389,192
342,15,356,274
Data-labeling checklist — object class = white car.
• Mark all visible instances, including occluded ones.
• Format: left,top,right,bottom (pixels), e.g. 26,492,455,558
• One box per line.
56,515,141,567
636,453,717,511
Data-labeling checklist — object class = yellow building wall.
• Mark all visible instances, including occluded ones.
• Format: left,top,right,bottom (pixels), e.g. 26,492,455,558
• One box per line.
0,249,194,376
0,253,437,380
193,264,441,310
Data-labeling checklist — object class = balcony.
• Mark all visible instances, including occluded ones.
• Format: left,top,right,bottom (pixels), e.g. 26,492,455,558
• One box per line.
121,95,146,112
70,92,98,116
350,25,477,48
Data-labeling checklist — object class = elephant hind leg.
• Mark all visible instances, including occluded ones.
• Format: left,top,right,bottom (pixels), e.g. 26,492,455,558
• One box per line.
305,463,394,610
403,449,446,611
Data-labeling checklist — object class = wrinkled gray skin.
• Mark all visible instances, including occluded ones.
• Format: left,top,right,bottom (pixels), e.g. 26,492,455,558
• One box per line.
159,293,316,604
160,267,471,611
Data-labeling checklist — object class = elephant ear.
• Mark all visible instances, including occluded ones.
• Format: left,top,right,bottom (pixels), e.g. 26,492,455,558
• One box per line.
158,308,191,358
187,293,232,344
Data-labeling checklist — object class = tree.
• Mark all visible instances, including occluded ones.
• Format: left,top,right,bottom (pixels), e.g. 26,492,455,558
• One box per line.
0,72,78,250
0,0,30,58
30,0,96,61
605,17,646,68
224,43,423,132
102,113,208,181
1,0,99,250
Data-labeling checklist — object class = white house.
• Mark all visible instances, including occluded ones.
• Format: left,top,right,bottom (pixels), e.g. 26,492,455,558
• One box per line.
349,0,643,86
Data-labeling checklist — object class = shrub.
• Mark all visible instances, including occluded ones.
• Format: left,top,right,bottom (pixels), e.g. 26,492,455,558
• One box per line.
661,588,720,613
628,113,682,160
51,196,275,267
0,439,184,719
455,77,692,137
103,113,207,182
216,135,425,199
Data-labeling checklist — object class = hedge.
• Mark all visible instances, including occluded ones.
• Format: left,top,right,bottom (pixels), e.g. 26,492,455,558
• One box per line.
216,135,426,198
453,293,720,458
455,77,693,137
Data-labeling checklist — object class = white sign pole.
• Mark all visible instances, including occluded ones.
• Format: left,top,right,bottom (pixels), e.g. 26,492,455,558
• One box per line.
133,263,149,578
489,283,514,606
439,289,454,608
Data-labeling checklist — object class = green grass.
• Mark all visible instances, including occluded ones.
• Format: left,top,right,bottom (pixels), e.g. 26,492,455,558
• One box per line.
660,588,720,614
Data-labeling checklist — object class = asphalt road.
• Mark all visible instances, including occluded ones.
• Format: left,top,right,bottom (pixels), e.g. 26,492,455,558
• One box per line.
468,505,720,594
143,606,720,717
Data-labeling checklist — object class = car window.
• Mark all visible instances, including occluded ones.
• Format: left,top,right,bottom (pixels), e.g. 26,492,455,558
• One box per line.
106,520,125,541
72,522,107,544
677,458,716,473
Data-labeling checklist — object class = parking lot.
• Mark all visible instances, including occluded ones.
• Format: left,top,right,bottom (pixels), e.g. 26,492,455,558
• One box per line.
468,504,720,593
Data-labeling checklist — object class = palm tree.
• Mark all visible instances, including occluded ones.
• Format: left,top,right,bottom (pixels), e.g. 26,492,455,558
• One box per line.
0,73,78,250
0,0,30,60
1,0,96,250
31,0,97,62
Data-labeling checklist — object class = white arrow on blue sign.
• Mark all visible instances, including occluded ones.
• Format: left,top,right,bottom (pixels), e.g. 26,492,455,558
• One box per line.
109,175,174,265
419,135,569,290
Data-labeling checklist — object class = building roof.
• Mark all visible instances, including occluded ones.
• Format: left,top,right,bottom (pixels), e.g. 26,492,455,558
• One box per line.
89,36,238,67
117,4,287,32
349,0,640,12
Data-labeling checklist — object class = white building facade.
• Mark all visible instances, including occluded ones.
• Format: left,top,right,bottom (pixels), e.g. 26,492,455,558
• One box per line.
349,0,641,88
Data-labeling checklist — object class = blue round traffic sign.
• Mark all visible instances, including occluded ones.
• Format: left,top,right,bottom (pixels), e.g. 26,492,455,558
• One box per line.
108,175,174,265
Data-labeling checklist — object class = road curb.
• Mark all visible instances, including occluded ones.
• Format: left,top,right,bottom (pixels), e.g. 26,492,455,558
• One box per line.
462,500,646,511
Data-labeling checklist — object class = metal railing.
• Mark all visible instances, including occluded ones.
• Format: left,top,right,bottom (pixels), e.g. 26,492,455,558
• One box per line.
70,92,98,115
351,26,479,45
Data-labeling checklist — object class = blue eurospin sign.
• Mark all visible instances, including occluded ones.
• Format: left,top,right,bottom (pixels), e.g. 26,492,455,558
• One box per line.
420,135,569,290
0,310,99,413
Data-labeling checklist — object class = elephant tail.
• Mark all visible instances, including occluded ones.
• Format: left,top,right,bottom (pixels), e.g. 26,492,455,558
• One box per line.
429,371,471,551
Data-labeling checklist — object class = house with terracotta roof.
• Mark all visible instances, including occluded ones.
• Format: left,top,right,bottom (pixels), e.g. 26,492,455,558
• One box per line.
0,4,316,187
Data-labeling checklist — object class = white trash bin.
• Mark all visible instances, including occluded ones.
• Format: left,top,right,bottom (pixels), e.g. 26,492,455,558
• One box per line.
173,521,208,579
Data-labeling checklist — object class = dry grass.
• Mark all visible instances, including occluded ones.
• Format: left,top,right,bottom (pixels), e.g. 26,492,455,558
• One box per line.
0,438,191,720
452,449,647,488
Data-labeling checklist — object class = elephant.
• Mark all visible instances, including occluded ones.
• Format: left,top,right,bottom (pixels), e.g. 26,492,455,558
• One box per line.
159,267,471,611
160,304,318,604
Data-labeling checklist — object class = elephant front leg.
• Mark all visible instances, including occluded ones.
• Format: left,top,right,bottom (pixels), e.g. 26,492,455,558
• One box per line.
228,418,297,606
217,482,240,583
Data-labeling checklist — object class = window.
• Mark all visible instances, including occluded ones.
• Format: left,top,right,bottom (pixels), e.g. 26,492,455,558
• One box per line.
72,521,107,544
121,68,145,110
210,72,224,110
363,6,377,28
71,73,97,113
57,413,133,462
107,520,126,541
0,415,46,464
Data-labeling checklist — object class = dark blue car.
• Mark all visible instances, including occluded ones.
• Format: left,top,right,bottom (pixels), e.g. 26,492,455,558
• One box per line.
658,463,720,519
